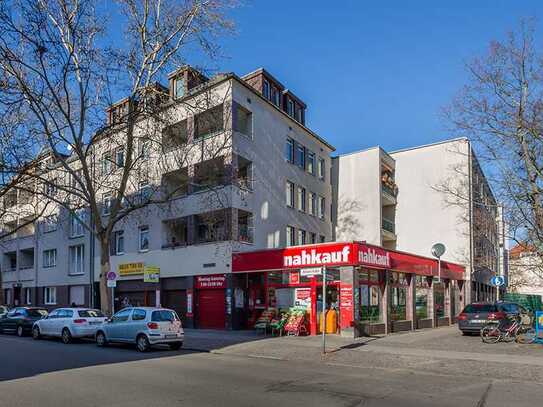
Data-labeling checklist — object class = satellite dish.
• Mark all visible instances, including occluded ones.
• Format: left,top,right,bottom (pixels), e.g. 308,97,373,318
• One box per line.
431,243,446,258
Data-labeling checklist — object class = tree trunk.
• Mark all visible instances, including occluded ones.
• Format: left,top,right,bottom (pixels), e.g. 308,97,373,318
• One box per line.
99,236,112,315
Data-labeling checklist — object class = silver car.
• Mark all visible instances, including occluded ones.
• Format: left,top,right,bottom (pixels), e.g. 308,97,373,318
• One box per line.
95,307,184,352
32,308,107,343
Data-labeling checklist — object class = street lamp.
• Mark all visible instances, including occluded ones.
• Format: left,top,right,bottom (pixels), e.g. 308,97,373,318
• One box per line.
431,243,446,281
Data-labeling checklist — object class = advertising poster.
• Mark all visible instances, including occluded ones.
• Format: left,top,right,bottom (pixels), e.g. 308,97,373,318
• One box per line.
295,288,311,308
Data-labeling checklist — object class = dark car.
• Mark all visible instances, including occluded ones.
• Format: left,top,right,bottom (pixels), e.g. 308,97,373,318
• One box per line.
0,306,9,319
0,307,48,337
457,301,531,335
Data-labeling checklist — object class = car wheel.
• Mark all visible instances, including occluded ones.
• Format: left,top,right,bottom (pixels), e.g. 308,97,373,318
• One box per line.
32,326,41,340
169,342,183,351
16,325,24,337
136,335,150,352
96,331,107,347
61,328,72,344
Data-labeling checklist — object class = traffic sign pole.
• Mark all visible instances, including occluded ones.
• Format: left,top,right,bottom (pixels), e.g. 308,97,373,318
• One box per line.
322,266,326,355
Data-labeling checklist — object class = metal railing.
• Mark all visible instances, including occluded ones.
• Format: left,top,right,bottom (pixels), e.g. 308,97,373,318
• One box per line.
382,183,397,198
382,218,395,234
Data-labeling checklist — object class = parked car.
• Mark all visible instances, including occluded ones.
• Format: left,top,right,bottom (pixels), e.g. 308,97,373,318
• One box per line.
0,306,9,319
95,307,184,352
32,308,108,344
457,301,531,335
0,307,48,337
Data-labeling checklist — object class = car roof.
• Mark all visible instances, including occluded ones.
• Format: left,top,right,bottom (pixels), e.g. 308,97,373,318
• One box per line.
119,307,174,311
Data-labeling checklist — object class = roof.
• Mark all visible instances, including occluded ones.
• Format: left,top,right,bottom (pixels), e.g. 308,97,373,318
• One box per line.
510,243,537,259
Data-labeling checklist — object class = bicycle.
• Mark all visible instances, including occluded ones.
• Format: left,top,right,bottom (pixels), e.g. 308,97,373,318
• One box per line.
480,316,536,344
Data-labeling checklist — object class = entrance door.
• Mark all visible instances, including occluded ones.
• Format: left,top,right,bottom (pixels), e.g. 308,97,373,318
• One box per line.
198,289,225,329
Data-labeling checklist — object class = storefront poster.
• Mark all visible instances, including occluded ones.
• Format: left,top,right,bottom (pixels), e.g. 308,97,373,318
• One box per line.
118,262,144,276
289,271,300,285
195,274,227,289
340,284,353,329
186,289,193,317
234,287,244,309
295,288,311,308
226,288,232,315
144,265,160,283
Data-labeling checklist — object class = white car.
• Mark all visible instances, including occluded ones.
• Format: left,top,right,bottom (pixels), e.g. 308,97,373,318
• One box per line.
32,308,107,344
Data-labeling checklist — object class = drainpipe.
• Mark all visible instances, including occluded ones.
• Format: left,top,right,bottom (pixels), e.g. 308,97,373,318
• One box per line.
467,141,475,304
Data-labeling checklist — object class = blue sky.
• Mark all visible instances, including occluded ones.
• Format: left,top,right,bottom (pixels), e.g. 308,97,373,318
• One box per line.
216,1,543,155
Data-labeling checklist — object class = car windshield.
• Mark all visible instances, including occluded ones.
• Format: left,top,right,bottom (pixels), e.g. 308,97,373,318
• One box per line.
78,310,105,318
28,309,48,317
463,304,497,313
151,310,179,322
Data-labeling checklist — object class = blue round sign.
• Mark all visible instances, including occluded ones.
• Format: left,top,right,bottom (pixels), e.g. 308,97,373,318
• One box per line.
490,276,505,287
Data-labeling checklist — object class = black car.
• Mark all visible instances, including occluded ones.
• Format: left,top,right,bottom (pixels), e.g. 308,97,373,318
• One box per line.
457,301,531,335
0,307,48,337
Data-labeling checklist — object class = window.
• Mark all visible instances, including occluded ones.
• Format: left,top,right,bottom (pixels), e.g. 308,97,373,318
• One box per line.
297,229,306,245
286,181,295,207
43,214,57,233
102,192,112,215
263,80,270,99
71,169,82,189
139,180,152,202
132,309,147,321
113,230,124,255
194,104,224,140
24,288,31,305
70,210,85,237
318,196,325,220
287,99,294,116
44,180,57,196
69,245,84,275
139,226,149,252
310,232,317,244
307,151,315,175
43,249,57,268
139,138,151,159
174,78,185,99
286,226,296,247
309,192,317,216
44,287,57,305
152,310,179,322
112,308,131,323
318,157,325,180
296,106,303,123
297,186,306,212
233,103,252,136
285,138,294,163
70,286,85,306
101,152,113,175
271,87,280,106
115,147,125,167
296,144,305,169
162,120,188,152
4,289,11,305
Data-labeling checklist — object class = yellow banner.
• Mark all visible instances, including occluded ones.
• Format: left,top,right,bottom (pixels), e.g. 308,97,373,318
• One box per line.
144,265,160,283
118,262,144,276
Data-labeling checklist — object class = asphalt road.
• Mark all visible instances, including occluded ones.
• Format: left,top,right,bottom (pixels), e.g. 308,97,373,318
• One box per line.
0,333,542,407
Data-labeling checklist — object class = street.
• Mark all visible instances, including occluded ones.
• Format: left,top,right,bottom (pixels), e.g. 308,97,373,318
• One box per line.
1,327,543,407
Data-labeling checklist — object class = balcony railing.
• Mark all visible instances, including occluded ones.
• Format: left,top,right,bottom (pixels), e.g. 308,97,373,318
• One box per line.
238,224,254,244
382,218,395,234
382,183,397,198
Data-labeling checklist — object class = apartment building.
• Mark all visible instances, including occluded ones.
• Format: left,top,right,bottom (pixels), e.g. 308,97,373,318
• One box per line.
332,138,503,308
1,66,334,330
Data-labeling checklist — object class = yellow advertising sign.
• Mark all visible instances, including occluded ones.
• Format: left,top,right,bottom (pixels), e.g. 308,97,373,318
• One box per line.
118,262,144,276
144,265,160,283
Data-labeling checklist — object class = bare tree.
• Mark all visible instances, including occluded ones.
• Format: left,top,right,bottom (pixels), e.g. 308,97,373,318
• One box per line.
444,20,543,282
0,0,236,313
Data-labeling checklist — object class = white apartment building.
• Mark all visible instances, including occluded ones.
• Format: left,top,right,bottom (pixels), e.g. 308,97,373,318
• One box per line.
1,66,334,329
332,138,503,307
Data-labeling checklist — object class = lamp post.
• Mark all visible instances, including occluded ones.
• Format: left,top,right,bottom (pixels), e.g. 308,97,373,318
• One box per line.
431,243,446,282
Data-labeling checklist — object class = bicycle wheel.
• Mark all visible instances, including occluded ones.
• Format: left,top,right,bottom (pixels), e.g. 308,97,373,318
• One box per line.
516,327,536,344
481,325,501,344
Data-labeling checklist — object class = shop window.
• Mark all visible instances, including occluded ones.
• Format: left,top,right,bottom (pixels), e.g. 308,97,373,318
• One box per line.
357,267,382,322
415,275,430,320
434,282,445,318
389,272,408,321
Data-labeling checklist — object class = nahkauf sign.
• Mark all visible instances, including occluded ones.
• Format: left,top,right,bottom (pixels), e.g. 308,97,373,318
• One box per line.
283,244,353,269
358,246,391,269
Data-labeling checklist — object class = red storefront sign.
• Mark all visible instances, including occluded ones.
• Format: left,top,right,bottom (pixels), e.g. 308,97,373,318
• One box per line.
195,274,227,289
339,284,353,329
289,271,300,285
358,245,390,269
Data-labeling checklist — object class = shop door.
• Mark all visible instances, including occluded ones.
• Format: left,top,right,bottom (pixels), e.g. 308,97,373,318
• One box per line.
198,289,225,329
162,290,187,320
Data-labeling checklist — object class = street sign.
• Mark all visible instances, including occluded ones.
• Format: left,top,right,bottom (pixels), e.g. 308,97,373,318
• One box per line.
490,276,505,287
107,271,117,281
300,267,322,277
107,279,117,288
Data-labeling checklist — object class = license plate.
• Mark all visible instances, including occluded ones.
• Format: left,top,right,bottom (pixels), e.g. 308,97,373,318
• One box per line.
165,334,177,339
471,319,486,323
89,321,101,325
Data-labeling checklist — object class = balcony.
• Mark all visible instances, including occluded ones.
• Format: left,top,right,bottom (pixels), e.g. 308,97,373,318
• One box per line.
162,217,189,249
237,210,254,244
381,167,397,206
382,217,395,234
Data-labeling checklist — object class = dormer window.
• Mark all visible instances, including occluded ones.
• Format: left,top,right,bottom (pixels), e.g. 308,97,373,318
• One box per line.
272,87,280,106
287,99,294,117
263,80,270,99
174,78,185,99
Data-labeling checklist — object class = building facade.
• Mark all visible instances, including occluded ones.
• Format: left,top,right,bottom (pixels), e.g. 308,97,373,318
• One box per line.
1,66,335,330
332,138,503,308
